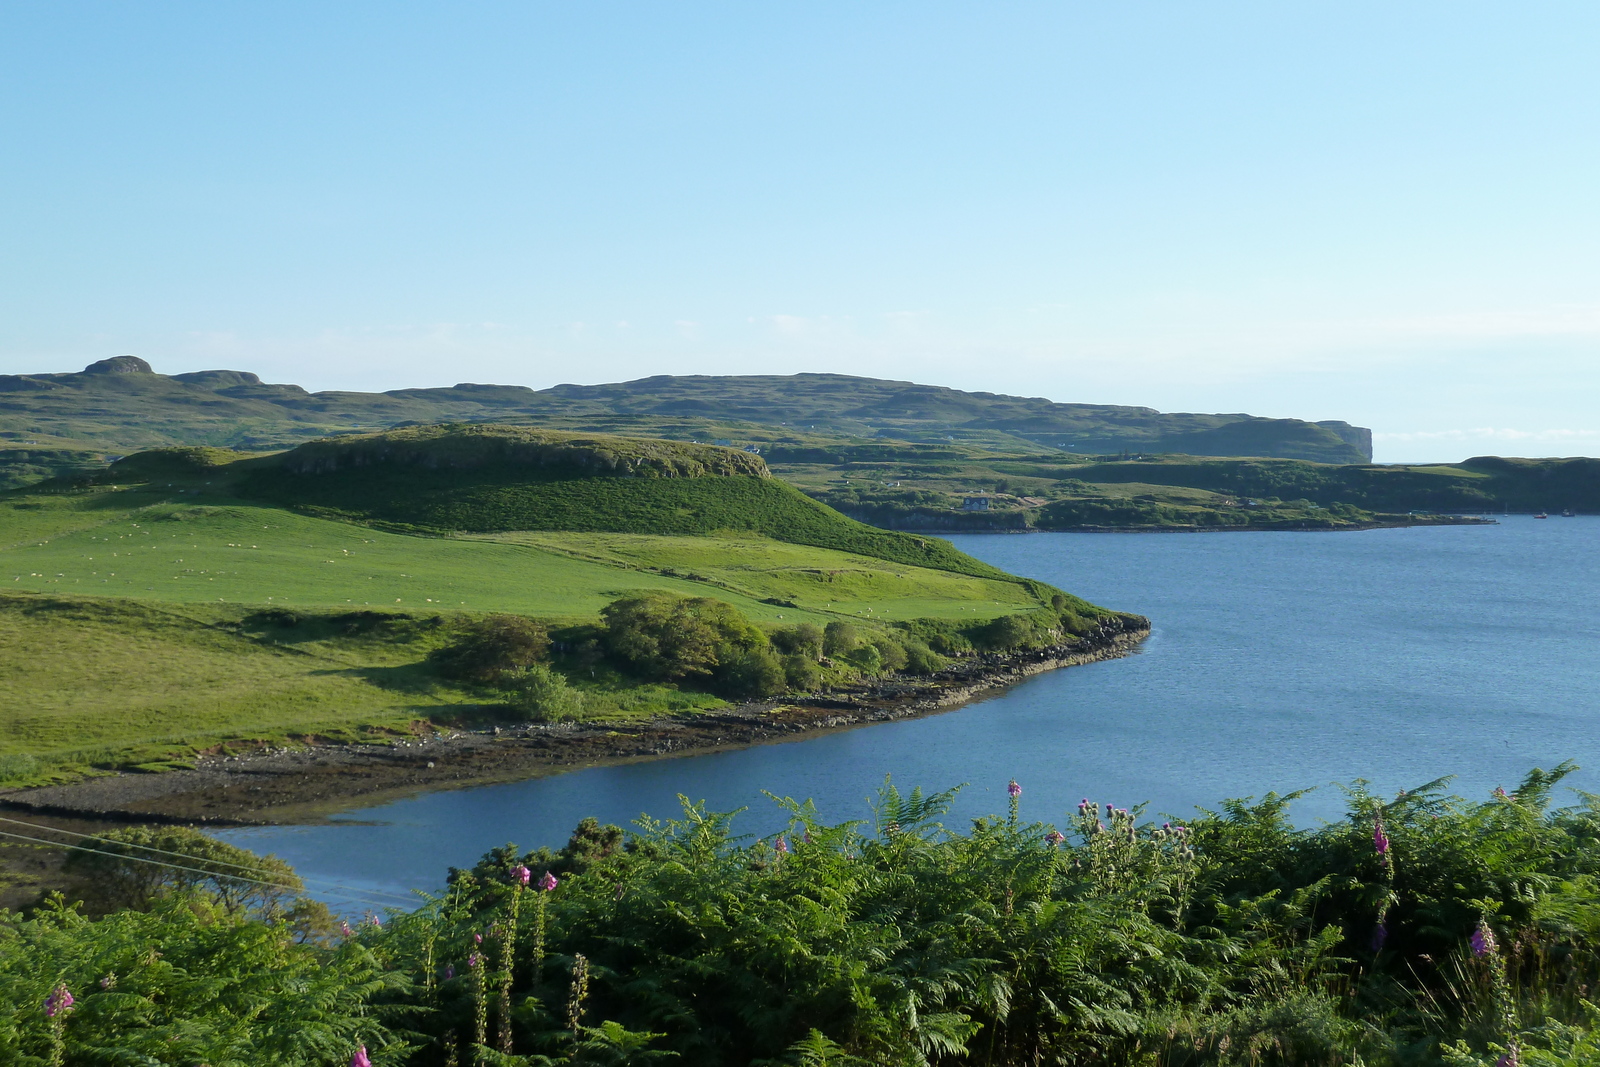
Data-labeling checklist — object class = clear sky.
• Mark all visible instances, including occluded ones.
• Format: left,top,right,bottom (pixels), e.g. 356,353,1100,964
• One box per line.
3,3,1597,462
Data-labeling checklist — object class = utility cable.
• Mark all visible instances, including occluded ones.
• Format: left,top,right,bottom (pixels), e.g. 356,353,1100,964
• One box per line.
0,815,423,907
0,828,417,913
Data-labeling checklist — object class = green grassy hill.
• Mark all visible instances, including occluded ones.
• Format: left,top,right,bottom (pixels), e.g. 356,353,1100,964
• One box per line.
1,356,1370,462
0,426,1116,782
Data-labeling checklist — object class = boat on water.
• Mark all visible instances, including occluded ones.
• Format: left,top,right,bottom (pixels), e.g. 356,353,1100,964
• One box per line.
1535,512,1549,519
1563,509,1577,517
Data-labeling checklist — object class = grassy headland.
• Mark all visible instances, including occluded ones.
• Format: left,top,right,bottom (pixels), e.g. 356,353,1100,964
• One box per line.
0,427,1125,785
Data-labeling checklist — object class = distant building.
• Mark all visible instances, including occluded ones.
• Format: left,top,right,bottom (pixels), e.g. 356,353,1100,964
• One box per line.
743,445,761,454
962,496,991,511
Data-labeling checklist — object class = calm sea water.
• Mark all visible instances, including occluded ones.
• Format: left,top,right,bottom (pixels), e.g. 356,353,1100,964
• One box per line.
221,517,1600,912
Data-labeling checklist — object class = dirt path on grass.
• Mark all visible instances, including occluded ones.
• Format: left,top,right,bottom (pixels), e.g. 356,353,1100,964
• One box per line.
1,618,1149,828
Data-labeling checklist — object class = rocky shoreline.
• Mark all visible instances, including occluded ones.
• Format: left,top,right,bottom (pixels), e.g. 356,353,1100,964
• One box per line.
1,617,1150,828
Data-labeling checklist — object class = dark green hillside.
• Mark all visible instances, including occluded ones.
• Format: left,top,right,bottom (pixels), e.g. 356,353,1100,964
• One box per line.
2,356,1370,462
104,426,1014,580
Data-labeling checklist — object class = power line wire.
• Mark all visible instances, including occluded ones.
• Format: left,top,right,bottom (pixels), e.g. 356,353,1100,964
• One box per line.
0,815,422,907
0,827,417,912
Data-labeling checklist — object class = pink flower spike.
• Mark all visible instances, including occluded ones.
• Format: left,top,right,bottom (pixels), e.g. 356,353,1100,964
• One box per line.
468,952,481,968
1374,822,1390,855
352,1046,373,1067
340,921,353,938
775,836,789,854
1007,779,1022,799
513,865,531,886
1471,920,1498,958
538,870,559,892
1045,830,1065,847
43,984,73,1018
473,932,483,945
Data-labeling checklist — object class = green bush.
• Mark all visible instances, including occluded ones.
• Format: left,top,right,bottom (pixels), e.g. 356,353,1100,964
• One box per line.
60,826,303,916
770,622,824,660
869,634,908,672
430,613,551,683
501,664,588,722
841,643,883,674
715,648,787,699
602,593,768,682
900,639,944,675
974,612,1036,651
782,653,823,691
821,620,860,656
0,753,40,784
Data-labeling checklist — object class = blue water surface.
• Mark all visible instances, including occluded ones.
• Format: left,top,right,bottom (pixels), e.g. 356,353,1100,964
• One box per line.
220,517,1600,912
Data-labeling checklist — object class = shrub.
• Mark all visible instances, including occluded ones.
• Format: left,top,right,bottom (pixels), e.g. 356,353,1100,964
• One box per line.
431,614,551,682
60,826,303,915
715,648,787,699
822,621,860,656
974,613,1036,652
770,622,824,660
901,639,944,675
502,664,587,722
602,593,768,681
782,653,823,691
869,635,908,672
0,753,40,784
841,643,883,674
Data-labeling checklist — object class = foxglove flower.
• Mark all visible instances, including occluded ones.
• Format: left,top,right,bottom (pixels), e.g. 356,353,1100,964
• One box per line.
468,952,482,968
340,921,353,938
1374,817,1390,855
473,932,483,945
1471,920,1498,957
539,870,559,892
444,965,455,980
351,1046,372,1067
774,836,789,854
1371,921,1388,953
1007,779,1022,799
43,985,73,1018
513,865,531,886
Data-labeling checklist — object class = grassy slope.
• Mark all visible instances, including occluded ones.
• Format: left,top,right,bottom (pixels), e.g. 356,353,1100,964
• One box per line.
0,455,1064,776
0,595,472,769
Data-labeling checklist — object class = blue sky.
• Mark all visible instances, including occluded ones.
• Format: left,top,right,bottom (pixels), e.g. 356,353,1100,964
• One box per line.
2,2,1597,462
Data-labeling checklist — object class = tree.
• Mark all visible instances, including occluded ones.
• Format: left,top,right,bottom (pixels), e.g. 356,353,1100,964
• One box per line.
502,664,587,721
61,826,303,915
431,614,551,683
601,594,767,681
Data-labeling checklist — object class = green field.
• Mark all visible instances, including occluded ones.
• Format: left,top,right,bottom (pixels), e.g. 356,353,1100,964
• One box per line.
0,431,1095,780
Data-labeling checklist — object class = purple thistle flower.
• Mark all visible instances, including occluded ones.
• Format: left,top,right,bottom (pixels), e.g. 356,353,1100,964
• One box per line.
1106,802,1114,815
774,836,789,854
1007,779,1022,799
1045,830,1065,847
1162,822,1171,831
1471,920,1498,958
351,1046,373,1067
43,984,73,1018
513,864,531,886
539,870,559,892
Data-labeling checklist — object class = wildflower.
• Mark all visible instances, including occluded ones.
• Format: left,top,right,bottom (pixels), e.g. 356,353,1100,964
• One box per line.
539,870,559,892
1007,780,1022,799
1045,830,1065,847
1371,921,1388,953
1471,920,1498,957
1162,822,1171,831
468,952,482,968
444,964,455,980
1374,819,1390,856
775,835,789,854
368,914,382,928
351,1047,373,1067
474,932,483,945
340,921,353,938
513,864,531,886
803,829,813,845
43,985,73,1018
99,973,116,990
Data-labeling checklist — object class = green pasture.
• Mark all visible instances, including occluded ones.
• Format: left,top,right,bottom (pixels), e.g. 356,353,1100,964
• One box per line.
476,531,1032,621
0,594,467,769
